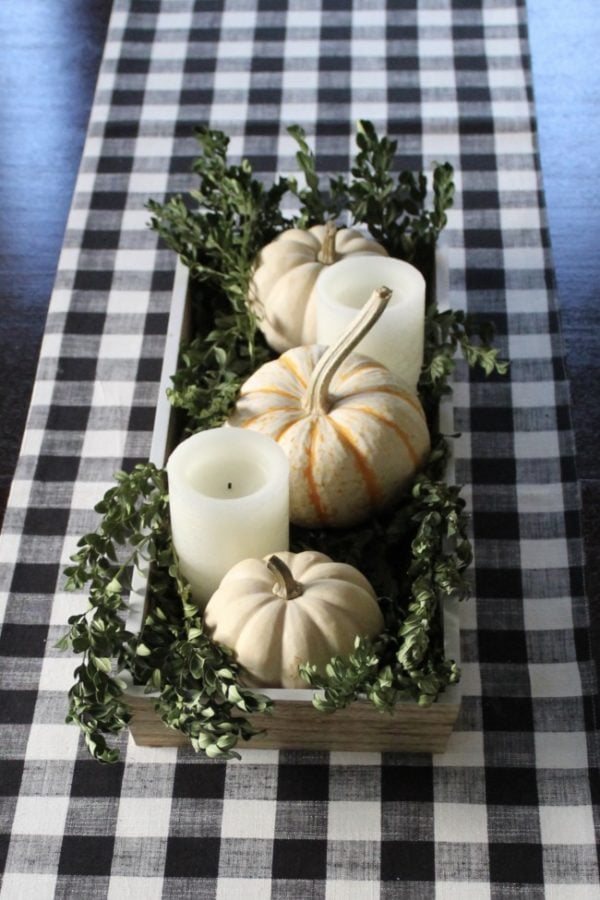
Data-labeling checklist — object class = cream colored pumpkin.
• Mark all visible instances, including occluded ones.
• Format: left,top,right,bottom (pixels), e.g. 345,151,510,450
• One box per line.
229,288,430,528
250,221,388,352
204,551,384,689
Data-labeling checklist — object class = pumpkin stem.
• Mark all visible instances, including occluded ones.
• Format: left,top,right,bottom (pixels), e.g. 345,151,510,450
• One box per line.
316,220,338,265
303,286,393,414
267,555,304,600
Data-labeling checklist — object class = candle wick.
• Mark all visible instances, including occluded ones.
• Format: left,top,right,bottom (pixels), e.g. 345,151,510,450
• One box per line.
227,482,232,490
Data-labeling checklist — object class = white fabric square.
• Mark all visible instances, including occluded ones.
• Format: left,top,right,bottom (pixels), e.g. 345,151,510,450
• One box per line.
0,534,21,563
12,796,70,835
70,480,114,510
92,381,136,408
327,801,380,841
545,888,600,899
508,333,552,360
216,881,272,900
529,663,583,698
125,734,178,764
26,724,80,761
38,656,81,693
98,333,143,361
220,799,277,839
523,597,574,631
535,732,589,769
107,877,164,900
116,798,172,837
434,803,487,843
514,431,559,459
436,886,491,900
326,882,380,900
520,539,569,571
433,731,485,768
82,429,127,458
539,805,596,845
0,874,57,900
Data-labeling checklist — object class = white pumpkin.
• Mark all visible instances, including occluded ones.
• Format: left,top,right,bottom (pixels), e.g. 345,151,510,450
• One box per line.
229,287,430,528
249,221,388,352
204,551,384,689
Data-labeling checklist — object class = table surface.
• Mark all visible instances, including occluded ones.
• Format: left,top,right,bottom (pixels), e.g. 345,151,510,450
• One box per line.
0,1,598,895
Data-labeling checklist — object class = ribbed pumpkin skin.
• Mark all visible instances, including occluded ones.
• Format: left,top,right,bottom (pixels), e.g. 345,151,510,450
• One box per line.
229,346,431,527
250,225,388,353
203,551,384,689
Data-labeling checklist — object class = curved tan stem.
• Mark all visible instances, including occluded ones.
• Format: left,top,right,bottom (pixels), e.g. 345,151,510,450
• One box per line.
316,221,338,265
304,286,392,415
267,555,304,600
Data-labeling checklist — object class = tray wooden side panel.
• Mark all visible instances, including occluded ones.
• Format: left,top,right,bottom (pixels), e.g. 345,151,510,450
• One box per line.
127,690,460,753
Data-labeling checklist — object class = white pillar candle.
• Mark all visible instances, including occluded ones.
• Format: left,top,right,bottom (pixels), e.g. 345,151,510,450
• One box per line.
167,428,289,605
316,255,426,388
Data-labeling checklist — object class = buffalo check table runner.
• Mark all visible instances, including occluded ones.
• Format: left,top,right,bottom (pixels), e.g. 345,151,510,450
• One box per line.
1,0,599,897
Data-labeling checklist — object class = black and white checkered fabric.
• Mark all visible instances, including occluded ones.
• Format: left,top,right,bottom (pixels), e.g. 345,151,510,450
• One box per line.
1,1,598,896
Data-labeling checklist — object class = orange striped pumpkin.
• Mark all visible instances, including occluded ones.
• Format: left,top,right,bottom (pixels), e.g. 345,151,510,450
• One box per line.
229,287,430,528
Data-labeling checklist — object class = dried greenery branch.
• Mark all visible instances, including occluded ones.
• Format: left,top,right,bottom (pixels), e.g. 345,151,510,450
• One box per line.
60,121,506,762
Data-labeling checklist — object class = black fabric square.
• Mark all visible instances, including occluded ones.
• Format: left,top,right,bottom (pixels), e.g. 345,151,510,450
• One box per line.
10,563,59,594
489,842,544,884
164,837,220,877
464,229,502,249
478,630,528,665
0,623,48,657
89,191,128,211
136,358,163,381
128,406,156,431
80,229,121,249
151,269,176,292
381,766,433,802
471,510,520,541
272,838,327,880
172,762,226,799
117,57,150,74
35,455,80,482
56,358,97,382
71,760,124,797
475,566,522,600
59,836,115,876
277,764,329,801
143,313,169,335
465,268,506,292
46,405,90,431
112,89,146,106
64,313,105,336
73,270,113,292
470,458,517,487
482,697,534,733
0,690,37,724
0,759,24,795
23,507,70,536
486,768,539,806
381,841,435,881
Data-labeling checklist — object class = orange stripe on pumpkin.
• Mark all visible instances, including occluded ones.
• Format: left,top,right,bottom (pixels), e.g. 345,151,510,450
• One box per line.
352,405,421,467
329,419,382,507
356,386,425,419
240,407,299,429
279,354,308,389
249,386,301,402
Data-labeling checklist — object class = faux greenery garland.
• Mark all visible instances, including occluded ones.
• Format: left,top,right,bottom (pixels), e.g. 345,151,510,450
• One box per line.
59,121,507,762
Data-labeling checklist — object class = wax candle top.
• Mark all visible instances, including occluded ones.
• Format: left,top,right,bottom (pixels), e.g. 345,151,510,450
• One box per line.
167,427,289,508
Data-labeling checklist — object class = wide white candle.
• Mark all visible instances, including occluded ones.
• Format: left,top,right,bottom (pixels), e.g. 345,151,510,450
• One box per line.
316,255,426,388
167,428,289,605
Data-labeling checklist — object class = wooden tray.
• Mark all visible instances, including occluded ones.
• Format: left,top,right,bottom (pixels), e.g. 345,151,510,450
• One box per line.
122,251,463,754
